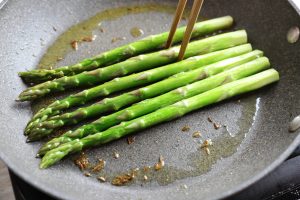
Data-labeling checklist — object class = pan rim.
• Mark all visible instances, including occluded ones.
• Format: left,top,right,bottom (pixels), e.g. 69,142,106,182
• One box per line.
0,0,299,199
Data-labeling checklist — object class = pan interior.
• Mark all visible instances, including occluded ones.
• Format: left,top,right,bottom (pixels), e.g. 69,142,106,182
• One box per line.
0,0,299,200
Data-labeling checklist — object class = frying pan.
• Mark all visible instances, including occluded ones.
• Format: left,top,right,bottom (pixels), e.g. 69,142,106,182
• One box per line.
0,0,299,199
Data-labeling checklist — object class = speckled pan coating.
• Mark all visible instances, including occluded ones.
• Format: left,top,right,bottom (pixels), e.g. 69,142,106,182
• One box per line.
0,0,299,200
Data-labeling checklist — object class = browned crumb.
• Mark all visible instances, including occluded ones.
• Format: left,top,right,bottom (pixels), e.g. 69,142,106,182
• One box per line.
91,159,106,172
56,57,63,61
84,172,92,177
154,163,161,170
113,152,120,159
143,166,151,172
181,125,190,132
97,176,106,182
111,37,126,43
127,136,135,145
143,175,148,181
204,147,211,155
111,173,134,186
74,152,89,170
154,155,165,171
207,117,213,123
81,35,96,42
71,40,78,50
213,122,221,130
201,139,213,148
192,131,201,138
99,27,105,33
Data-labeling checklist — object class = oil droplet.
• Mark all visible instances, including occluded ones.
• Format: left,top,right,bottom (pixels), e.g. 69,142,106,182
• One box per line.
130,27,144,38
287,26,299,44
289,115,300,132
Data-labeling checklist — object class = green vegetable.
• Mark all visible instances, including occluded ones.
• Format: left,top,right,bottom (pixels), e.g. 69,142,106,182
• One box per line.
18,30,247,101
25,43,250,136
37,56,268,155
40,69,279,168
30,48,262,141
18,16,234,84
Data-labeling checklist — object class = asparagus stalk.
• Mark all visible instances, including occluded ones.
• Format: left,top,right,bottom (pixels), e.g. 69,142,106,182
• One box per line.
40,69,279,168
25,44,250,135
18,30,247,101
18,16,234,84
30,49,263,142
37,56,269,155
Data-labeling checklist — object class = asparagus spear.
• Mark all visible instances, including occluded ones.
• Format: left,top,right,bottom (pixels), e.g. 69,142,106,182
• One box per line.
37,56,269,154
40,69,279,168
25,44,250,135
18,30,247,101
18,16,234,84
30,49,263,142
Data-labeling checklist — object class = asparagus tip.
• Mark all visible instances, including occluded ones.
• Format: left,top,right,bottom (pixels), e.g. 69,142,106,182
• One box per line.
39,158,53,169
17,72,24,77
37,149,46,157
39,163,47,169
27,132,43,142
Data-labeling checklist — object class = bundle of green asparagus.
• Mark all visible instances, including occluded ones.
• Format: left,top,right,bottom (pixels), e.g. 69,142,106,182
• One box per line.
16,16,280,169
28,44,256,140
24,31,248,135
37,56,269,155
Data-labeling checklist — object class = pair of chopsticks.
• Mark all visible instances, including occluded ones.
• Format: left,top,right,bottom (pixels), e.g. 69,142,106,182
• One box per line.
166,0,204,61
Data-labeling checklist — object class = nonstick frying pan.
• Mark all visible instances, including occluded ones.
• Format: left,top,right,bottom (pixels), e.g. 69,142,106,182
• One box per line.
0,0,299,199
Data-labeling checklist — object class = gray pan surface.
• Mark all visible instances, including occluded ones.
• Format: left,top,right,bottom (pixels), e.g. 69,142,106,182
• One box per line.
0,0,299,199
